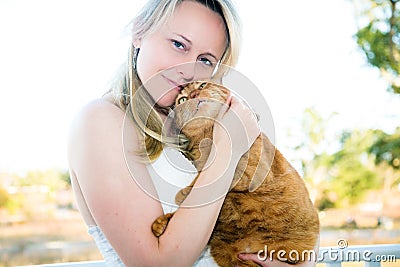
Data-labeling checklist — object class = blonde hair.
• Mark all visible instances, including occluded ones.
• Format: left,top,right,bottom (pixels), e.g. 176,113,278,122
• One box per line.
111,0,242,162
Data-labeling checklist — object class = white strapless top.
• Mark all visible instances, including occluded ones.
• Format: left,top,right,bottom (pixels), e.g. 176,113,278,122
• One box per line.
88,147,218,266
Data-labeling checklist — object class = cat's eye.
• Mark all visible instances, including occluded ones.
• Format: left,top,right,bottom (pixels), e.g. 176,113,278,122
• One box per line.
178,96,188,104
199,82,207,89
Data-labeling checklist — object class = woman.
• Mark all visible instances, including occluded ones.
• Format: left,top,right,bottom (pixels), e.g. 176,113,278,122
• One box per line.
68,0,316,266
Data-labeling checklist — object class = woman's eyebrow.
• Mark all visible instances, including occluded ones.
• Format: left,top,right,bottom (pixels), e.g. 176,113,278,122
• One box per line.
202,52,218,62
174,33,192,45
173,33,218,61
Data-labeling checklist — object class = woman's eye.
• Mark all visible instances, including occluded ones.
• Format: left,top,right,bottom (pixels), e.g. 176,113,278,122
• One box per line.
172,40,185,50
198,57,213,67
178,96,188,104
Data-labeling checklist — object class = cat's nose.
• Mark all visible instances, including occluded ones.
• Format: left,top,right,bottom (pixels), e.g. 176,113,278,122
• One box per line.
190,89,200,98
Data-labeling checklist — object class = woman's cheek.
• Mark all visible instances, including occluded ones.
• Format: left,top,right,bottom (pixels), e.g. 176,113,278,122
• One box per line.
157,91,178,107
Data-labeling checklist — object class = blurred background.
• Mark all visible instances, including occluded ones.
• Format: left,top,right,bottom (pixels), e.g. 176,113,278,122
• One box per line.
0,0,399,266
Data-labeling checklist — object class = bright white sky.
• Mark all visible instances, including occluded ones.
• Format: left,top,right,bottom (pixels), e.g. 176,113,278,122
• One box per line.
0,0,399,174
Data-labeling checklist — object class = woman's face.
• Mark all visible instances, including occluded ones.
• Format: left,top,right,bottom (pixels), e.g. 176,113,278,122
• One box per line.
134,1,227,107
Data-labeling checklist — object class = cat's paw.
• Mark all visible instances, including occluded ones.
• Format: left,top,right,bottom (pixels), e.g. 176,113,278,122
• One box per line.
175,186,192,205
151,213,173,237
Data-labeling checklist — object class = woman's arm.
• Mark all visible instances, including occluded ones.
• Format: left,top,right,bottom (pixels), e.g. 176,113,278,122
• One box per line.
68,97,259,267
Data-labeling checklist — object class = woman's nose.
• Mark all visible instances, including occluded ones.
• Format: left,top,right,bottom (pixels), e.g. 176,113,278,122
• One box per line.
175,61,214,84
176,62,196,83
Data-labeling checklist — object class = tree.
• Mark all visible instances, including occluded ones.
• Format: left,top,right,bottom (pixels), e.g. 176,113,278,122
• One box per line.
369,127,400,170
350,0,400,211
17,169,69,192
352,0,400,93
60,170,72,186
293,108,386,208
368,127,400,194
291,107,338,210
0,186,10,208
329,130,381,206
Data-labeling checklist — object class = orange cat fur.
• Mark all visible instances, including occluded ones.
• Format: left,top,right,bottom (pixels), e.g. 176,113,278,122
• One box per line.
151,81,320,266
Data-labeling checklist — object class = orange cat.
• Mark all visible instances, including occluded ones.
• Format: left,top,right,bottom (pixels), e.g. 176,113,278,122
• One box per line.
151,81,320,266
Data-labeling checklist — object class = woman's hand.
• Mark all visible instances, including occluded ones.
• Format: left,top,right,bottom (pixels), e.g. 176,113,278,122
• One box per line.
238,254,285,267
238,253,317,267
213,95,260,159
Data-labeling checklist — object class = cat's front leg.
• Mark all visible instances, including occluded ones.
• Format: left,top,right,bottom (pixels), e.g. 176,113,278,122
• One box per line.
175,186,193,205
175,173,200,205
151,212,174,237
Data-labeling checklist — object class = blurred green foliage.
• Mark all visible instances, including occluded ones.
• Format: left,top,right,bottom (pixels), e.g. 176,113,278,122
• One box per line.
16,169,70,191
369,127,400,170
352,0,400,93
0,169,71,217
329,130,381,206
0,186,10,208
291,0,400,209
297,108,400,210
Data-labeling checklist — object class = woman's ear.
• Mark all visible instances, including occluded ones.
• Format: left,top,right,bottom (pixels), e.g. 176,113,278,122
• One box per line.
133,38,141,48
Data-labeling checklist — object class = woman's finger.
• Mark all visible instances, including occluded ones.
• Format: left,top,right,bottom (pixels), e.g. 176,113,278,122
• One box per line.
217,93,232,119
238,253,267,266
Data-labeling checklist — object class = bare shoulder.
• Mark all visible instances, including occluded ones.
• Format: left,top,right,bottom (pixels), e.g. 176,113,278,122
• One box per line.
69,97,139,146
67,96,142,176
69,97,126,134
